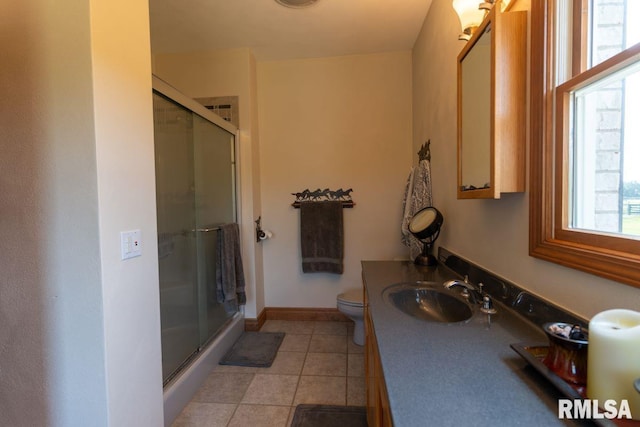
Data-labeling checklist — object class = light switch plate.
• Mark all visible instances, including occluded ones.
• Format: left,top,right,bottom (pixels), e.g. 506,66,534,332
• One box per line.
121,229,142,260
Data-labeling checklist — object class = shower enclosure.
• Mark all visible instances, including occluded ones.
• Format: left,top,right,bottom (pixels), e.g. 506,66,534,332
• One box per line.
152,77,240,386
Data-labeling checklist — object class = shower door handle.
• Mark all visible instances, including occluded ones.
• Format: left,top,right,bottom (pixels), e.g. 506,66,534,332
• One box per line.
192,227,220,233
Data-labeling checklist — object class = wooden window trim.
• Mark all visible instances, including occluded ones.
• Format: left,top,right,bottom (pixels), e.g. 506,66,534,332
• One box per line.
529,0,640,288
571,0,588,76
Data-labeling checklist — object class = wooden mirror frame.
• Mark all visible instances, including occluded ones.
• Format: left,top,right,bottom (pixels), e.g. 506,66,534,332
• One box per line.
457,3,526,200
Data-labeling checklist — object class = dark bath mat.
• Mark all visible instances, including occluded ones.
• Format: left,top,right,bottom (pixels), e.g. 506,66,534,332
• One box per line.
291,404,368,427
219,332,284,367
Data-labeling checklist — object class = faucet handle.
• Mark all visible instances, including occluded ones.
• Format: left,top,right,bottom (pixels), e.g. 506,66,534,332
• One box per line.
478,282,484,294
481,295,497,314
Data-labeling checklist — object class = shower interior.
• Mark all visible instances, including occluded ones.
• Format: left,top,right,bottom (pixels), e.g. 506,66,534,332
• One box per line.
152,76,244,423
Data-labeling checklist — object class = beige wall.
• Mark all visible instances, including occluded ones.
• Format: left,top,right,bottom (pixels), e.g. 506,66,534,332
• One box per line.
1,0,163,425
153,49,265,318
413,0,640,319
152,0,640,321
90,1,164,424
258,52,413,308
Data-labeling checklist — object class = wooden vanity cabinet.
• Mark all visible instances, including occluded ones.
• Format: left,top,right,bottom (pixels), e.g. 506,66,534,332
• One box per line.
364,287,393,427
457,3,527,199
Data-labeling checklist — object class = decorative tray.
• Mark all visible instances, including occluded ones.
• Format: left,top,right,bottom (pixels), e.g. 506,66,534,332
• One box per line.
510,343,585,398
510,343,624,427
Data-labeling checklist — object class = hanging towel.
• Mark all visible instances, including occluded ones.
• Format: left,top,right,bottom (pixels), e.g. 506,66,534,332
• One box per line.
216,223,246,305
300,201,344,274
401,166,416,248
401,158,433,260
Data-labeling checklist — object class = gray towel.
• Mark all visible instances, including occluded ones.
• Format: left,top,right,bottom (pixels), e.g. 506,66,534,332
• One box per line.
300,201,344,274
216,223,246,305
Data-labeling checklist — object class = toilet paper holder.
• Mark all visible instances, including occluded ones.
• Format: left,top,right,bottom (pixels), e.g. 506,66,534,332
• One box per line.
255,216,272,242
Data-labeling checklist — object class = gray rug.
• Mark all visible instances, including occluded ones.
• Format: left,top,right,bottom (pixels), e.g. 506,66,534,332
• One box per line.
291,404,368,427
219,332,284,367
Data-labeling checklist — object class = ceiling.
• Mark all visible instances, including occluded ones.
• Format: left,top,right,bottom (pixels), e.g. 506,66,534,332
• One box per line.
149,0,434,61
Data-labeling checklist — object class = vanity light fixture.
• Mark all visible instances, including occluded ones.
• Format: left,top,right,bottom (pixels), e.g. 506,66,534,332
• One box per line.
479,1,495,12
480,0,512,11
275,0,319,8
453,0,511,41
453,0,486,41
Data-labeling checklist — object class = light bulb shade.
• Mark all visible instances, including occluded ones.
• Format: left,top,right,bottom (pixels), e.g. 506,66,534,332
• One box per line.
452,0,485,33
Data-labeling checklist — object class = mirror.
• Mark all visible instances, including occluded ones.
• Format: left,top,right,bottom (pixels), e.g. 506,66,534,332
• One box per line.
460,27,491,192
456,5,526,200
408,206,443,266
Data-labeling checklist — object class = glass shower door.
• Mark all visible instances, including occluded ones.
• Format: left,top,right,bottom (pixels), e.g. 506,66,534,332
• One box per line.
154,93,200,382
153,89,238,384
192,114,237,346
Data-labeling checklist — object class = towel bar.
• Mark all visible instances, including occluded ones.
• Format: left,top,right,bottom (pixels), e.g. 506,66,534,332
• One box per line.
291,188,355,209
292,201,354,209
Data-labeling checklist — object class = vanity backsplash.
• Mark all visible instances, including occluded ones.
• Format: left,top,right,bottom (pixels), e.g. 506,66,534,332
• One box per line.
438,247,587,330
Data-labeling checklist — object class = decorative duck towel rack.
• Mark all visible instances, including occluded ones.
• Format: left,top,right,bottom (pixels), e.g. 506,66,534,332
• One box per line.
291,188,355,208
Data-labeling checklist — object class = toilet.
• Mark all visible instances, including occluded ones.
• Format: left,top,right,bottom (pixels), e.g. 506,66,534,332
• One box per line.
337,289,365,346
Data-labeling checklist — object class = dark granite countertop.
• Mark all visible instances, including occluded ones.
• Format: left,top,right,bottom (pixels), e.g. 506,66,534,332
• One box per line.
362,260,588,427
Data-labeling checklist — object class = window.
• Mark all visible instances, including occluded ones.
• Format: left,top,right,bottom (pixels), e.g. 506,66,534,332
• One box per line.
530,0,640,287
569,63,640,237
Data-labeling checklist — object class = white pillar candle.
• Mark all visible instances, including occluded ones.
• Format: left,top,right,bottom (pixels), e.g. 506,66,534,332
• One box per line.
588,309,640,420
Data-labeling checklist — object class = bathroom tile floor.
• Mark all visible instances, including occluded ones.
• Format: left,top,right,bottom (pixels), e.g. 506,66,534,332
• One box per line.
171,320,365,427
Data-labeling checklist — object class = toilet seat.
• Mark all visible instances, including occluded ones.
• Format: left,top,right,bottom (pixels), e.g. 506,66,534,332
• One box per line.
337,289,363,307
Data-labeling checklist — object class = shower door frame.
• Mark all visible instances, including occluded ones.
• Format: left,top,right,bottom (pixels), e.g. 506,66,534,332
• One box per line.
152,75,243,383
152,75,239,155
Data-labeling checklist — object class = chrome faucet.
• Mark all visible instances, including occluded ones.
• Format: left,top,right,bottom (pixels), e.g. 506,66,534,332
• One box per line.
444,276,496,314
443,275,479,301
